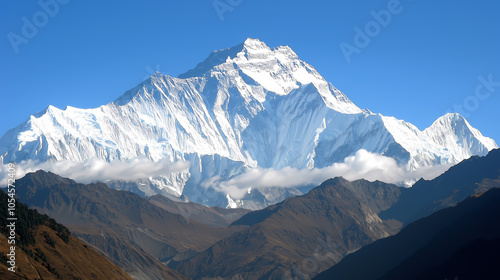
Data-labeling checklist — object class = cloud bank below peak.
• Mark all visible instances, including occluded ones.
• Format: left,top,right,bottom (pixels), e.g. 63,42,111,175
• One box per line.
1,157,190,186
202,149,454,199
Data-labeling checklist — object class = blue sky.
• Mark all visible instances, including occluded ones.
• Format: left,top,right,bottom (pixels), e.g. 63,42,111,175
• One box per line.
1,0,499,142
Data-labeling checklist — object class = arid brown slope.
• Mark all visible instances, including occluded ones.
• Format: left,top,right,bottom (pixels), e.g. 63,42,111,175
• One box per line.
175,177,401,279
74,229,185,280
14,170,243,279
0,191,132,280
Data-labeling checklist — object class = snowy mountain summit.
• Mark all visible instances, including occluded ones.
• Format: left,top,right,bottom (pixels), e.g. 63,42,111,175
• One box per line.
0,38,497,208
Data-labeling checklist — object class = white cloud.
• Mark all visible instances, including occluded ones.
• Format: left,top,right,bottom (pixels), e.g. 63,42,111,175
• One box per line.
202,149,453,199
0,157,190,185
1,150,453,200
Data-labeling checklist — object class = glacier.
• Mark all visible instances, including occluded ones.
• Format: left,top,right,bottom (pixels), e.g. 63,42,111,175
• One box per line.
0,38,497,208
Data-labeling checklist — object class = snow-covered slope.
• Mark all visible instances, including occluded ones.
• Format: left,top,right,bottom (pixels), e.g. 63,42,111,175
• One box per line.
0,38,497,208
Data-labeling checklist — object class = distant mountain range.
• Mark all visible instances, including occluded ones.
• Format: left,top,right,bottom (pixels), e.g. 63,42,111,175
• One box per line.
0,38,496,208
6,148,499,279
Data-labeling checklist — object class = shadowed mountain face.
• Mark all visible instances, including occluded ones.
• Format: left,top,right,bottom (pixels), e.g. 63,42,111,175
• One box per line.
314,187,500,280
174,178,402,279
380,148,500,225
11,170,246,280
0,190,133,280
412,238,500,280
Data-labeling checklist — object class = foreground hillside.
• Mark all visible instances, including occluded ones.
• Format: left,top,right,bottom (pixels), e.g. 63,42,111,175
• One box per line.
0,190,133,280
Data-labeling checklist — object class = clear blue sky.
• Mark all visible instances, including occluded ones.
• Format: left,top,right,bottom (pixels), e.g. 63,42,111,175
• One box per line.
1,0,499,142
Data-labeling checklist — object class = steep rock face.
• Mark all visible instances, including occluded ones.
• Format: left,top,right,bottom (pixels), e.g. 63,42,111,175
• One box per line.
0,38,496,208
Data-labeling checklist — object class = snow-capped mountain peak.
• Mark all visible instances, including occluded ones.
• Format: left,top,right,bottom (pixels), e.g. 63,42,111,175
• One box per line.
241,37,271,51
0,39,497,209
424,113,497,160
